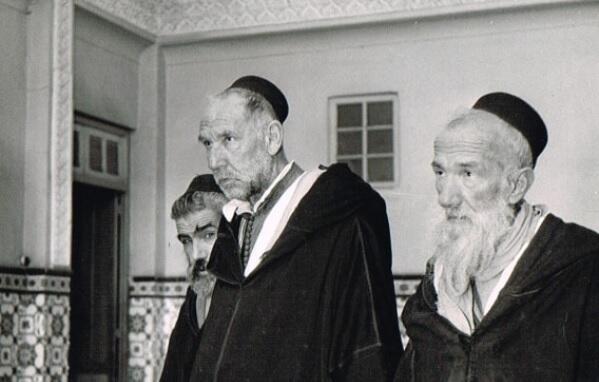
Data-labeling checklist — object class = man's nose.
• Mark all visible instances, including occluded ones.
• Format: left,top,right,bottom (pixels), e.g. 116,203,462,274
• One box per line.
438,177,462,210
208,145,226,170
190,241,202,261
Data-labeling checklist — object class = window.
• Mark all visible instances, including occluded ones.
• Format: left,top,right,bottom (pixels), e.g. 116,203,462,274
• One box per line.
329,94,397,186
73,114,129,191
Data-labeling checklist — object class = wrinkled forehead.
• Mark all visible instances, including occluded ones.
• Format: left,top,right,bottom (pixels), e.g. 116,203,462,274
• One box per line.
175,208,221,233
201,92,248,126
434,113,503,158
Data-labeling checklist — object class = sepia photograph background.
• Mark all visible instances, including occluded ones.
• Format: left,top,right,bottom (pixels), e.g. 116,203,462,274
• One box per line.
1,0,598,380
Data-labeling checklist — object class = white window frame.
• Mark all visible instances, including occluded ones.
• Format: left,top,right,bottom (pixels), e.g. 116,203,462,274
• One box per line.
73,114,129,191
328,93,398,188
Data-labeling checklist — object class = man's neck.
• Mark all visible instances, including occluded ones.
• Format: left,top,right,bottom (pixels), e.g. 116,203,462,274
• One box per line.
249,157,290,207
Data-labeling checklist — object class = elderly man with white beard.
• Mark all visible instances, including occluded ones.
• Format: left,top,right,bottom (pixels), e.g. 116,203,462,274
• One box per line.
396,92,599,381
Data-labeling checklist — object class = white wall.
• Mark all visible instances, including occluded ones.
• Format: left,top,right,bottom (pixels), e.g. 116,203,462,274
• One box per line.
130,45,167,277
0,1,27,266
74,7,150,128
159,2,599,275
73,7,162,276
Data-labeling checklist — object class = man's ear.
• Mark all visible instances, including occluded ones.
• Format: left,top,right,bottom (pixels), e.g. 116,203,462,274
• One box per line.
507,167,534,204
265,120,283,156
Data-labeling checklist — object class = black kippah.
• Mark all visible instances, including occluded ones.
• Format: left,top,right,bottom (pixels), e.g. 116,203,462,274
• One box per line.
473,92,547,167
229,75,289,123
185,174,223,194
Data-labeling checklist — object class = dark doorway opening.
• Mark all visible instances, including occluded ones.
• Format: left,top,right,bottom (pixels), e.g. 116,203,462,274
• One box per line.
69,182,125,382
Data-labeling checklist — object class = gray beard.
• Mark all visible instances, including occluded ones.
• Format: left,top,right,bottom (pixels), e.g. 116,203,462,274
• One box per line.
190,273,215,297
432,203,514,297
188,259,208,293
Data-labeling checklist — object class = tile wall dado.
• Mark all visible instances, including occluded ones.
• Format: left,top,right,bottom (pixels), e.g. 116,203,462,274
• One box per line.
127,278,187,382
0,269,420,382
0,269,70,382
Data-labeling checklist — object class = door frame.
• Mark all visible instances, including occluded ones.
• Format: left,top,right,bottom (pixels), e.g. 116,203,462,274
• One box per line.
72,111,131,381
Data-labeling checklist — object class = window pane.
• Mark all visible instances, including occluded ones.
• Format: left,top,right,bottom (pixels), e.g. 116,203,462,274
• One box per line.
367,129,393,154
337,131,362,155
73,131,80,168
337,103,362,128
339,159,363,178
368,157,393,182
106,140,119,175
367,101,393,126
89,135,103,172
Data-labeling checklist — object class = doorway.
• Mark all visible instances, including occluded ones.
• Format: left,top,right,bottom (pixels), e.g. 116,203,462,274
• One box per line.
69,182,125,382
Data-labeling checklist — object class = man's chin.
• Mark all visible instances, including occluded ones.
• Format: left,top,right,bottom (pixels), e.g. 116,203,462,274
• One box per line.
220,183,250,200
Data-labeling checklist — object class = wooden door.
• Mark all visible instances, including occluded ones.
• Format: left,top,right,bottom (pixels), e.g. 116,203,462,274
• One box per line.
70,183,123,382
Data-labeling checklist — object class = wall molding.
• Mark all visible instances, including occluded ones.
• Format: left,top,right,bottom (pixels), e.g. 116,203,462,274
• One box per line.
49,0,74,269
0,271,70,295
75,0,590,43
129,278,188,298
0,0,28,13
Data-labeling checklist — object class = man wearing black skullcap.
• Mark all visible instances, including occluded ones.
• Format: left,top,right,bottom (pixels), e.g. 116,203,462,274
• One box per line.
396,92,599,381
160,174,227,381
189,75,402,381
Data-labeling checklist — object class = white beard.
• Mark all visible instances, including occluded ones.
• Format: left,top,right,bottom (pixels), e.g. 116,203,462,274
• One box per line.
432,201,514,297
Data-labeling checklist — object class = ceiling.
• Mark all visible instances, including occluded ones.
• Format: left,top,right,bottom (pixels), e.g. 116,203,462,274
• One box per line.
74,0,576,43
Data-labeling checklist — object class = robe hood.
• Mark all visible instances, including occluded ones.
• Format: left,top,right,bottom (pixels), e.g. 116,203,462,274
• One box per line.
503,214,599,293
286,163,384,234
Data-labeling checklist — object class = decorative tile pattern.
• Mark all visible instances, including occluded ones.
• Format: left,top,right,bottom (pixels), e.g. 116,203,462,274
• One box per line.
129,279,188,298
0,273,70,295
0,271,70,381
77,0,569,37
128,278,187,382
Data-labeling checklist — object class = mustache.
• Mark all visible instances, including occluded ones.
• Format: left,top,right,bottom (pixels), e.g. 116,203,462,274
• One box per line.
213,167,245,180
188,258,208,283
213,170,237,179
444,207,474,222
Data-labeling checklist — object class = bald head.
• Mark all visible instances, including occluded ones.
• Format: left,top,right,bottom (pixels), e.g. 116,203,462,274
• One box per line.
206,87,278,131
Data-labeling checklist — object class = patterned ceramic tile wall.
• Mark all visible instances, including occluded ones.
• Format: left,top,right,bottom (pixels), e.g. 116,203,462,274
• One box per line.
0,270,70,382
0,270,420,382
127,278,187,382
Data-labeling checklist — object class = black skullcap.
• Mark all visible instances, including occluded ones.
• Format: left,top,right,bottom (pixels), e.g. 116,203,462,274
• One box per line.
473,92,547,167
185,174,223,195
229,75,289,123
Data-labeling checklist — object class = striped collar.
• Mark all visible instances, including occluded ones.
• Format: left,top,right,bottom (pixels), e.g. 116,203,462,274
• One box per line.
222,161,299,222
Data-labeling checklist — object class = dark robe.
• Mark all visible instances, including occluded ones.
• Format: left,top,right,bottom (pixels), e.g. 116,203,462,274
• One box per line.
189,163,403,381
397,214,599,382
160,287,200,382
